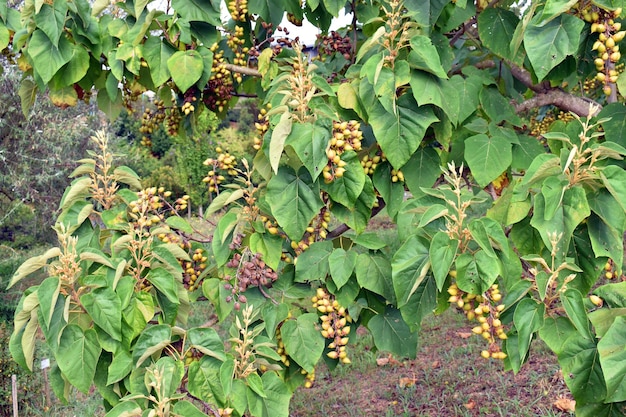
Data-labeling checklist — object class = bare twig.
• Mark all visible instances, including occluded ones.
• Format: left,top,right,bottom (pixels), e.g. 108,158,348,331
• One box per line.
224,63,261,77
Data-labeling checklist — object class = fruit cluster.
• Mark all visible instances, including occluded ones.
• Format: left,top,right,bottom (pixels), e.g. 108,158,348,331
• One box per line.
275,328,290,367
322,120,363,183
165,96,182,136
202,147,238,194
225,251,278,294
360,152,384,176
139,100,166,148
203,43,234,113
183,347,203,366
182,248,208,291
588,7,624,95
227,0,247,21
316,31,353,62
253,105,270,151
312,287,352,364
448,282,507,360
391,168,404,183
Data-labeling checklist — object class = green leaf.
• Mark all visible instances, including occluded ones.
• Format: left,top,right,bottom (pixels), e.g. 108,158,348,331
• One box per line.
589,308,626,338
149,356,184,398
588,215,623,276
329,176,377,234
455,251,500,294
599,103,626,147
408,35,448,78
165,216,194,234
38,277,60,330
143,36,175,86
172,400,209,417
269,112,292,174
392,235,431,307
203,279,234,322
355,252,395,301
18,78,37,117
0,22,9,50
167,50,204,93
539,316,577,356
601,165,626,213
103,401,142,417
368,306,418,359
540,175,568,220
524,13,585,81
322,0,344,15
280,313,325,373
132,324,171,367
171,0,221,25
477,7,523,65
531,186,590,261
294,241,333,282
409,71,459,125
107,349,133,385
402,147,441,197
513,298,545,370
429,232,458,291
57,325,101,393
27,29,73,84
146,267,180,305
34,1,68,47
479,87,523,126
559,335,607,404
247,372,266,398
212,209,238,267
363,80,438,169
8,247,61,288
595,281,626,308
187,327,226,361
266,167,324,241
249,232,283,271
328,248,357,289
321,151,366,207
81,288,122,342
463,133,512,187
561,288,593,339
285,122,330,181
188,356,224,405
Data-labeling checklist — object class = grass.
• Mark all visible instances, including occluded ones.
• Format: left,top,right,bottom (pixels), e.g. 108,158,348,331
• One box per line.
290,309,573,417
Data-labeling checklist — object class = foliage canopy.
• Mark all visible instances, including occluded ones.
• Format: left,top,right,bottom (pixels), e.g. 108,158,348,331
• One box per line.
3,0,626,416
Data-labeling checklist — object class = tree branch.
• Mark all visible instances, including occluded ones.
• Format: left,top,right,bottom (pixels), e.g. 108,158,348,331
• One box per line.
224,63,261,77
513,90,601,117
507,61,602,117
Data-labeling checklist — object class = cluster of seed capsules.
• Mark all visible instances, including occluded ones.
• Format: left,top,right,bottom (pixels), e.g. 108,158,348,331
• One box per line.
182,248,208,292
224,251,278,310
202,147,238,194
203,43,234,113
448,281,508,360
128,187,171,228
139,100,166,147
227,0,247,21
322,120,363,183
312,288,352,364
587,7,625,95
253,105,270,151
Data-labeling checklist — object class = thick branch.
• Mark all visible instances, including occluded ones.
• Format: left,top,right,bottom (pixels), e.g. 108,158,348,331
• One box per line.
514,90,601,117
224,63,261,77
507,62,601,117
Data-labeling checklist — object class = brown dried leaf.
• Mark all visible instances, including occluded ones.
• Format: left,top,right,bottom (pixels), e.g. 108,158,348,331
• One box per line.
431,360,440,368
457,332,473,339
553,397,575,412
399,376,417,388
377,356,390,366
464,399,476,410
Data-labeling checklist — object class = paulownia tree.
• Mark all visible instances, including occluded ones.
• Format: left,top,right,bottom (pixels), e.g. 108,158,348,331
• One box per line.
3,0,626,415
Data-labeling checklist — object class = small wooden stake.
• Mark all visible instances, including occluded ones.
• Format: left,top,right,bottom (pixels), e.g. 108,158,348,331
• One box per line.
12,374,18,417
